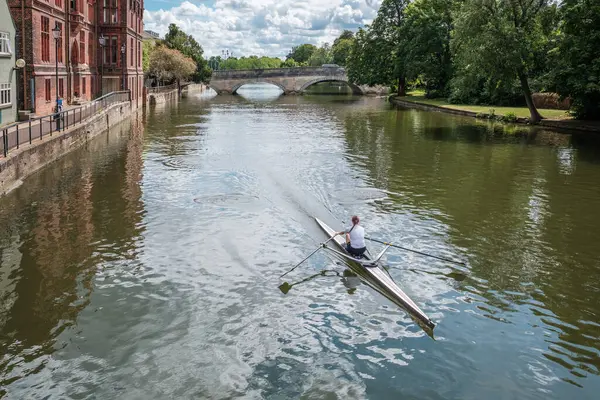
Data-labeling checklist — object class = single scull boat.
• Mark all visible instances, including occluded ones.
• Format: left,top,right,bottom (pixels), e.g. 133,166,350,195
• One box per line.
315,217,435,330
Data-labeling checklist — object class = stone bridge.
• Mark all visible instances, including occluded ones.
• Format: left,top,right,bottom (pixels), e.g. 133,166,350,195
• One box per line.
208,67,387,96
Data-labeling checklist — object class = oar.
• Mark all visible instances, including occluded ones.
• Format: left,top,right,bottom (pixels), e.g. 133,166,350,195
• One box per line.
280,235,338,278
279,269,340,294
365,237,466,266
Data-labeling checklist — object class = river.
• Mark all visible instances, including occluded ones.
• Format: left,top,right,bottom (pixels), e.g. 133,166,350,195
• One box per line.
1,84,599,399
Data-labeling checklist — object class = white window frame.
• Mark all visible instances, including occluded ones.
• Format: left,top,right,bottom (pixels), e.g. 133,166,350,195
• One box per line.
0,83,11,106
0,32,12,55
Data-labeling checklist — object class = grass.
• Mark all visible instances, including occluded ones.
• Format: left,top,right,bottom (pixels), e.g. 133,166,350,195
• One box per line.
400,92,571,120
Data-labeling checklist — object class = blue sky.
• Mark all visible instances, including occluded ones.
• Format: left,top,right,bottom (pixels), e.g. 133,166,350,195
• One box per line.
143,0,383,58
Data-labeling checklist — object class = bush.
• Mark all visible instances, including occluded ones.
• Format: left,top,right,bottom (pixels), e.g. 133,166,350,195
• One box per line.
503,112,518,122
569,96,600,120
532,93,571,110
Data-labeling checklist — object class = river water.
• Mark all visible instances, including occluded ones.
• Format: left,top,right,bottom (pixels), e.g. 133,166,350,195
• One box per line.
1,84,600,399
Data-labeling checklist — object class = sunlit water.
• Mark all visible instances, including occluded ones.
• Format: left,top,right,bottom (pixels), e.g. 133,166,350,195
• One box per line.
1,83,600,399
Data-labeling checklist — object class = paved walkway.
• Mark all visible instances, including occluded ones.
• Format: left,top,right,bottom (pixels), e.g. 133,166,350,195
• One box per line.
1,101,103,156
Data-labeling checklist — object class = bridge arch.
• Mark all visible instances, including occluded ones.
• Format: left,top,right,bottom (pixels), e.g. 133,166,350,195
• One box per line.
299,78,364,95
231,80,286,95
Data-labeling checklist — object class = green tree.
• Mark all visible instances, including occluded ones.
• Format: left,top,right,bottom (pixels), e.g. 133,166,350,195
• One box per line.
347,0,409,95
216,56,283,70
142,40,156,73
451,0,550,122
286,44,317,64
332,31,354,66
164,24,211,82
308,43,333,66
149,46,197,89
551,0,600,119
281,58,299,68
334,30,354,46
207,56,223,70
401,0,453,97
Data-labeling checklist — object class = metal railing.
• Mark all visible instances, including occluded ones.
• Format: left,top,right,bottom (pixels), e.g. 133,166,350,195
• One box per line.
1,90,130,158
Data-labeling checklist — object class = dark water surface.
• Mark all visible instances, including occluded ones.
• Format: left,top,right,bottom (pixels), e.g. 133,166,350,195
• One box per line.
1,84,600,399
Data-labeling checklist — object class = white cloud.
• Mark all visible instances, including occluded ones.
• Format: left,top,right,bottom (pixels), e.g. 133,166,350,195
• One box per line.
143,0,381,58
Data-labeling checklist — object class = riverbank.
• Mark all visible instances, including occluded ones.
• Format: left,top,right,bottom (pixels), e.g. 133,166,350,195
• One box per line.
390,96,600,134
0,99,134,195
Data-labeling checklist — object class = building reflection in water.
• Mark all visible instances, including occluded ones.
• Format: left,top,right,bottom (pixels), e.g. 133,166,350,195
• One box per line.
0,113,145,387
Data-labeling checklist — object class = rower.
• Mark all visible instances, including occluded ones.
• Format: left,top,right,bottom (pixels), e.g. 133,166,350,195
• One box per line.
336,215,367,258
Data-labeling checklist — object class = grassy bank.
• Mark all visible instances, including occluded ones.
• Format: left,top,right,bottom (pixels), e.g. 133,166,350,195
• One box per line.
400,92,571,120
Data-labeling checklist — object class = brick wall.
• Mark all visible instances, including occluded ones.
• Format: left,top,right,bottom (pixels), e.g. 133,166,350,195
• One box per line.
9,0,145,116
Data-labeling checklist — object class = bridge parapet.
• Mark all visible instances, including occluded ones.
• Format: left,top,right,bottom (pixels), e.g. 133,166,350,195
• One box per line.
212,66,346,81
208,66,387,96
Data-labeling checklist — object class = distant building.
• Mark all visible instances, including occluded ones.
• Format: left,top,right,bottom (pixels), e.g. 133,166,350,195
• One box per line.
0,0,17,126
8,0,145,116
143,30,159,39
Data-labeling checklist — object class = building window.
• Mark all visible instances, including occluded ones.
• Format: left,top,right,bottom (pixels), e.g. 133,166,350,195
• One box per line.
71,0,84,12
80,31,86,64
56,22,63,63
55,0,62,7
88,32,93,67
0,32,12,55
137,41,140,67
45,79,51,102
103,0,118,24
0,83,11,106
58,78,64,97
82,77,86,95
103,35,118,65
102,41,108,64
130,38,133,66
111,35,117,64
41,17,50,62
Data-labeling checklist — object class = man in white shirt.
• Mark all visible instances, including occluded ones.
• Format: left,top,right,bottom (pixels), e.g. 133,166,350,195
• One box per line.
337,215,367,257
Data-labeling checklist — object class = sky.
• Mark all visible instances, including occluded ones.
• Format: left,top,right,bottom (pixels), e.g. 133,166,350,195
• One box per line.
143,0,383,59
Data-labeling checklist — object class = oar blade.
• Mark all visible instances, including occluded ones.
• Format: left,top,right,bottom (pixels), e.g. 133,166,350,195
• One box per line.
278,282,292,294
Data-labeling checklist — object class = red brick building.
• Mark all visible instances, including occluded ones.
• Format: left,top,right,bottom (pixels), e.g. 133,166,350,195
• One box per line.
9,0,144,116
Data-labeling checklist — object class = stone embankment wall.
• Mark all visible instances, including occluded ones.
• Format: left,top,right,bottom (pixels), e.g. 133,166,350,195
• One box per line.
181,84,208,96
147,89,179,105
0,101,133,195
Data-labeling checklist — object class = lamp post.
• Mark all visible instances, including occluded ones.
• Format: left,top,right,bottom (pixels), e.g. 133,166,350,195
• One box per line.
121,43,126,91
52,23,61,112
99,34,106,96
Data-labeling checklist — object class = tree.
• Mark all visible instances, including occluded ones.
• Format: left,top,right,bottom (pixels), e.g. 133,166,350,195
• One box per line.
401,0,454,97
142,40,155,73
164,24,211,82
332,31,354,66
551,0,600,119
208,56,223,70
334,30,354,45
149,46,197,89
451,0,550,122
286,44,317,64
308,43,333,66
216,56,283,70
281,58,299,68
346,0,409,95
